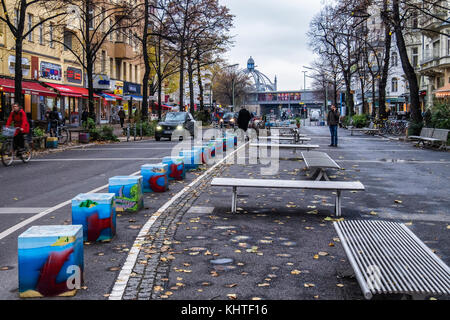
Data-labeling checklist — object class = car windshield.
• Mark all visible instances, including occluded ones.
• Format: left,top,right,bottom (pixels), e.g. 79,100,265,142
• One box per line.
164,112,185,121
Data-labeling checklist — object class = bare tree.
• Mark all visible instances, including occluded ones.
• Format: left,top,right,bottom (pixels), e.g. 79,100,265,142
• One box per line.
213,66,251,107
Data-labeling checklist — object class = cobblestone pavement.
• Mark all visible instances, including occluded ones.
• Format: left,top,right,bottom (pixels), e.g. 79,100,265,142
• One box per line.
115,126,450,301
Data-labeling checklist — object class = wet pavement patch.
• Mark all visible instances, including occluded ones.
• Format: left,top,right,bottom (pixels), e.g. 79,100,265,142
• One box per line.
210,258,234,265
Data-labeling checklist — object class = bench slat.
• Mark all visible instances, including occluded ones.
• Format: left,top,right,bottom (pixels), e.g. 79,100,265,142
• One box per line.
250,143,320,149
211,178,364,190
334,220,450,299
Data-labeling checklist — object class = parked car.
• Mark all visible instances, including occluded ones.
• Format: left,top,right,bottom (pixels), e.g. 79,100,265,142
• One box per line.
220,112,238,128
155,112,195,141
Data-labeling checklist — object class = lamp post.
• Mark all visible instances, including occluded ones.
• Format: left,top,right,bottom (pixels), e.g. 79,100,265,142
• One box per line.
303,65,329,121
302,70,307,90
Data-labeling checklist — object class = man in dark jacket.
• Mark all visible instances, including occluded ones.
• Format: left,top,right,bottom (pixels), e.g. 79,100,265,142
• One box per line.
237,107,252,132
118,107,126,128
327,105,340,147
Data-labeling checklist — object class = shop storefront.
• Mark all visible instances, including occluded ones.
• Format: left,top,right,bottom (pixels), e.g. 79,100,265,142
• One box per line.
123,82,142,118
98,92,123,124
44,82,100,125
0,78,57,122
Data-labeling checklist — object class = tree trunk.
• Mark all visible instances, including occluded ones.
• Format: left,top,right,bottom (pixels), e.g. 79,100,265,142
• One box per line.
371,76,376,118
187,59,195,114
14,37,24,107
392,0,422,124
157,75,163,121
196,56,204,111
178,42,185,110
141,0,150,122
378,2,391,119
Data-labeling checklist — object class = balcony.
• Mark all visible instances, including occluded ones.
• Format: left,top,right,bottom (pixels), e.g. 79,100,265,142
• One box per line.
113,41,134,59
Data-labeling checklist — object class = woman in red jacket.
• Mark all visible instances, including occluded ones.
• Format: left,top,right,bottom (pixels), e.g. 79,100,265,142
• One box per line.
6,103,30,153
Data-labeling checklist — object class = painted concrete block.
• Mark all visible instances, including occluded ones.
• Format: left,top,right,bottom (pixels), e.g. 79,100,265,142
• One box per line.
108,176,144,212
71,193,116,242
162,156,185,180
179,149,202,170
141,163,169,193
194,145,211,164
46,137,58,148
18,225,84,298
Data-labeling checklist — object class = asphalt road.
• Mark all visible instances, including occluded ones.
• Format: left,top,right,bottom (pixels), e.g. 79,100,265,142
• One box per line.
0,137,202,300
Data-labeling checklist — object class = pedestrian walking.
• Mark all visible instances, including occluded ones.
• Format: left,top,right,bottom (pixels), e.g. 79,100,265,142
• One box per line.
237,107,252,132
45,107,52,133
327,105,340,147
81,108,89,127
49,107,59,137
118,107,126,128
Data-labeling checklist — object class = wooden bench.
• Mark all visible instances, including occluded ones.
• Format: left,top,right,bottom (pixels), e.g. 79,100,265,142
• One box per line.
349,122,379,136
211,178,364,216
250,143,319,153
301,151,341,181
416,128,449,149
334,219,450,300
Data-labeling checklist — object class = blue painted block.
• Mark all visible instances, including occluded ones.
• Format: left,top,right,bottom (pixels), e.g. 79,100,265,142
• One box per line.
46,137,58,148
108,176,144,213
205,141,216,157
225,136,234,151
179,149,202,170
211,139,223,154
194,145,211,164
162,156,185,180
18,225,84,298
71,193,116,242
141,163,169,193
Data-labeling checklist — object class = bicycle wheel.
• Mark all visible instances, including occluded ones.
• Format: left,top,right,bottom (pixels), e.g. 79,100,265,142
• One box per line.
20,142,32,163
1,140,14,166
59,128,69,144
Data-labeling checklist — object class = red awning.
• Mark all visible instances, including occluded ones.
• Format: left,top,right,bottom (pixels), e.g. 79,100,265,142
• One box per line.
44,83,100,99
0,78,57,97
152,102,172,110
105,92,122,100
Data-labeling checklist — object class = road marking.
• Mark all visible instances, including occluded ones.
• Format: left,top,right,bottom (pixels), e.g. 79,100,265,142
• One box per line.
70,148,174,151
0,172,140,241
109,141,249,300
0,208,49,214
30,158,162,162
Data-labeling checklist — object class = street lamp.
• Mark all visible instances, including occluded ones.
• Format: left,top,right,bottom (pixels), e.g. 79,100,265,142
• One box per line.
302,70,307,90
303,65,329,121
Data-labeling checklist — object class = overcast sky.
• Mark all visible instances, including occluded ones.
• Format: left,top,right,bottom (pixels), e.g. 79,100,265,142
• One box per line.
219,0,323,91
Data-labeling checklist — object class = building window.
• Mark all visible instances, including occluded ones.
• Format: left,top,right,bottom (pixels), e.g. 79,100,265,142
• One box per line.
448,38,450,56
49,23,54,48
101,50,106,73
135,65,138,83
39,21,44,45
123,62,127,80
63,31,72,50
14,9,18,28
392,78,398,92
88,5,94,30
129,64,132,82
433,41,440,58
110,58,114,78
109,19,113,41
27,14,33,42
412,47,418,67
391,52,398,67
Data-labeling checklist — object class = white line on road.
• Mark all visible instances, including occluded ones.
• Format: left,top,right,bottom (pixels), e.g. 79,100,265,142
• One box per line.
109,142,249,300
0,208,49,214
30,158,162,162
70,148,174,151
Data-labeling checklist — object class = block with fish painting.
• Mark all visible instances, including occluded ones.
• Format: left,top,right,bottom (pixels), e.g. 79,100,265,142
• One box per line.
141,163,169,193
162,156,185,180
71,193,116,242
108,176,144,213
179,149,202,170
18,225,84,298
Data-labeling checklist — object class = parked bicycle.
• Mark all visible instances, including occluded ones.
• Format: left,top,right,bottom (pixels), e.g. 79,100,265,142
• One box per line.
50,121,69,144
1,126,32,166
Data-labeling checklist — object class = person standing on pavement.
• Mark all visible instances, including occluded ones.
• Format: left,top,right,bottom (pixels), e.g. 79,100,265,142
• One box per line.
327,104,340,147
118,107,126,128
237,107,252,132
81,108,89,127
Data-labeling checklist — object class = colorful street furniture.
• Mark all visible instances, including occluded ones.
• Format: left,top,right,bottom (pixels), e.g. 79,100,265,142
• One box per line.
162,156,185,180
179,149,202,170
46,137,58,148
108,176,144,213
71,193,116,242
141,163,169,193
18,225,84,298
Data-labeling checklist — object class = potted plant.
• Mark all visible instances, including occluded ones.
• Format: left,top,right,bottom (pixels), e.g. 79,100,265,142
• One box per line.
32,127,46,149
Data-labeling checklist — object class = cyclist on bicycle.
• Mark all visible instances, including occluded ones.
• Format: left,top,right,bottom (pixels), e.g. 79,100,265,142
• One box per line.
6,103,30,155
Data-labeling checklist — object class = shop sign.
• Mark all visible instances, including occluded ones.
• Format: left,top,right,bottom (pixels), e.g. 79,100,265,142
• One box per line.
8,56,30,76
93,74,111,90
40,61,62,81
112,80,123,95
124,81,141,94
67,67,83,84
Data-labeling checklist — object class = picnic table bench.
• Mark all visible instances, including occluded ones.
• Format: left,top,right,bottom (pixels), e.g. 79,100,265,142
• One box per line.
211,178,364,216
334,219,450,300
301,151,341,181
250,143,319,153
257,136,311,144
410,128,449,149
349,122,379,136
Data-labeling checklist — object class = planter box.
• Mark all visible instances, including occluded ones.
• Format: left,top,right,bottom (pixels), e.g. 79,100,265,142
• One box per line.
79,132,90,144
141,163,169,193
18,225,84,298
71,193,116,242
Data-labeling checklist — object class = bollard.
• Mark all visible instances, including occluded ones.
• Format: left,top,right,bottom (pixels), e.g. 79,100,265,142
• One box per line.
108,176,144,213
141,163,169,193
18,225,84,298
71,193,116,242
127,124,130,142
162,156,185,180
179,149,201,170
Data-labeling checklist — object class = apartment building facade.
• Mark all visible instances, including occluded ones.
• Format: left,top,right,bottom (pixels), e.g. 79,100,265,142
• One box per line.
0,0,145,125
